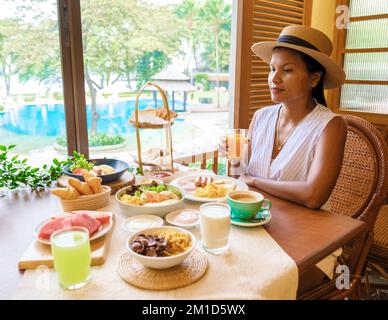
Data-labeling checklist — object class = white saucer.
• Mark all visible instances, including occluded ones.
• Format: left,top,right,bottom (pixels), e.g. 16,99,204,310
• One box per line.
121,215,164,233
230,210,271,227
165,208,200,229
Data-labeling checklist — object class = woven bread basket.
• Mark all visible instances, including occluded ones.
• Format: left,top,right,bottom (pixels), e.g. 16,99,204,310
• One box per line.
60,185,111,211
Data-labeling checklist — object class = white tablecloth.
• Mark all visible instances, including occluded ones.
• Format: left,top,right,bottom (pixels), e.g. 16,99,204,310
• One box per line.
13,171,298,300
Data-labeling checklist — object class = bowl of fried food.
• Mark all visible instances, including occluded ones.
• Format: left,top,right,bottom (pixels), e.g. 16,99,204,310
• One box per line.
51,173,111,211
63,152,129,183
126,226,196,269
116,179,184,217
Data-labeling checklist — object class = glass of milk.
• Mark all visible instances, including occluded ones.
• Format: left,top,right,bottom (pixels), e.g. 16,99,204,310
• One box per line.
199,203,231,255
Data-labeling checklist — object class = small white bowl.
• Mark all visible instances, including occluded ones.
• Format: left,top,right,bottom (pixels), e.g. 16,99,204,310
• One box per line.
121,215,164,233
115,184,184,217
126,226,196,269
165,209,200,229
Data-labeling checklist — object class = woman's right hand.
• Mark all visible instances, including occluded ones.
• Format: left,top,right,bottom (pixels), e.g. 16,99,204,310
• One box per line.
218,135,228,157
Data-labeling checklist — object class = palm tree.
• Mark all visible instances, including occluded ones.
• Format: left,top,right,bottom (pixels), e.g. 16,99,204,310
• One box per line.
174,0,201,74
199,0,231,108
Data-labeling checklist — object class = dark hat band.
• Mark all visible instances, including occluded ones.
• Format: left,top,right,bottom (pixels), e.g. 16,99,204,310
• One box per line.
277,35,319,52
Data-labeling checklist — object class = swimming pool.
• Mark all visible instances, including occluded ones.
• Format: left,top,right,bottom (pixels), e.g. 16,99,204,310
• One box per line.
0,99,187,136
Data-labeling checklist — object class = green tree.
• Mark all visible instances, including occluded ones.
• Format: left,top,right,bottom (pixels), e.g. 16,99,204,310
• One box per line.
202,21,231,73
136,50,170,89
199,0,231,108
0,0,61,97
81,0,178,134
0,19,20,97
0,0,179,135
16,19,61,87
174,0,202,73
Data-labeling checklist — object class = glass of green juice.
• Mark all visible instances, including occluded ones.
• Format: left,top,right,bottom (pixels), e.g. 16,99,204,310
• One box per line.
51,227,91,290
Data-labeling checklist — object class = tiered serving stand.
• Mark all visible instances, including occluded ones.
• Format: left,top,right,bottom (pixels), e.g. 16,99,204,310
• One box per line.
130,81,175,175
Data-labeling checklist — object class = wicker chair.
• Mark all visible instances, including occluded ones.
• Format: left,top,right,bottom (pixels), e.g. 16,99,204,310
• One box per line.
365,205,388,295
298,115,388,300
362,126,388,297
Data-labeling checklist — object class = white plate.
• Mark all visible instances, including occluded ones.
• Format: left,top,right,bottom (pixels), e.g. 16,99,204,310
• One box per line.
165,209,200,229
33,212,114,245
170,174,249,203
121,215,164,233
230,210,271,227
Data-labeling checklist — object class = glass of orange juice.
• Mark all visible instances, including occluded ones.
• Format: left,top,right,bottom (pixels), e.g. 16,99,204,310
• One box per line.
226,129,247,160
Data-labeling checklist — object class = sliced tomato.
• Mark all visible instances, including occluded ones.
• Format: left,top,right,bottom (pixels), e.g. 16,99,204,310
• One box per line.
72,168,83,175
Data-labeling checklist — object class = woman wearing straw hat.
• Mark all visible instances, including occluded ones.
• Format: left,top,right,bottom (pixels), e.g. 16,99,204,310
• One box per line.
220,25,347,290
238,25,347,209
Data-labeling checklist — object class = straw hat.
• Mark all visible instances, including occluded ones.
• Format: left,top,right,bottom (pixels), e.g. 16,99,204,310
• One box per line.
251,25,345,89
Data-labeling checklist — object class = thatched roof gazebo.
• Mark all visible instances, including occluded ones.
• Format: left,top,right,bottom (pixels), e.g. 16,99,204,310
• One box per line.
148,64,196,112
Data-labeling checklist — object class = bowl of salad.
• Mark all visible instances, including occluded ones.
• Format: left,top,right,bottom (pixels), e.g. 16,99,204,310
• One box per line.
116,179,184,217
63,152,129,183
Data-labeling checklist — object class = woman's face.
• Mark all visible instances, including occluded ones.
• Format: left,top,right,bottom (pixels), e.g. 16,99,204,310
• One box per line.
268,47,320,104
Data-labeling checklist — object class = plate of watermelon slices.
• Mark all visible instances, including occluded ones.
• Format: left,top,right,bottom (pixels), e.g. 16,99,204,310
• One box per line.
33,210,114,245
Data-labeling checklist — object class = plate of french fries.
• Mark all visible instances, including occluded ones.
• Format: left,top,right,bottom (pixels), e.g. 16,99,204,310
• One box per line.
170,174,249,202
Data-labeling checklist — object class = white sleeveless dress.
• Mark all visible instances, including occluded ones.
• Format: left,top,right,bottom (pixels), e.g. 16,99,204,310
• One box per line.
246,103,335,180
242,103,342,279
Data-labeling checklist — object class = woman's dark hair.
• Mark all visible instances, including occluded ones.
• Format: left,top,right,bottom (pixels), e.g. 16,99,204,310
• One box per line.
299,52,327,106
273,47,327,106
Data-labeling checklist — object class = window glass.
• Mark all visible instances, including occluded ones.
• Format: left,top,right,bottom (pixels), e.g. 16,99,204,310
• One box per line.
0,0,67,168
80,0,231,172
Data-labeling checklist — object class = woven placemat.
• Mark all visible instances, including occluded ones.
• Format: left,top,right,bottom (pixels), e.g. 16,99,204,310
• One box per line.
117,249,208,290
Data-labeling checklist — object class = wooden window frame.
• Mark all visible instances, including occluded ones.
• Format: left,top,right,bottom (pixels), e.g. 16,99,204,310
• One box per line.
232,0,312,130
328,0,388,130
57,0,89,157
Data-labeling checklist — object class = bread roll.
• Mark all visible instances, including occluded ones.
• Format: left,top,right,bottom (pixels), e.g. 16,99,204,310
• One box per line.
68,178,93,195
51,187,80,200
82,171,96,181
87,176,103,194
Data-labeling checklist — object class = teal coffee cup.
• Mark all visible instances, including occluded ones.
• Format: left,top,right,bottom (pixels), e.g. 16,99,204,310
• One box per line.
226,190,272,220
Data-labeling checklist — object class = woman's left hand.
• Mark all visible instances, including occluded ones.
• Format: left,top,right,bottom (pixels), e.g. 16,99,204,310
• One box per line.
239,174,255,187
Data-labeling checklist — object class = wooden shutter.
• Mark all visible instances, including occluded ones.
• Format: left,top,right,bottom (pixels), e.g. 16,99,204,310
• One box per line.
233,0,312,129
330,0,388,131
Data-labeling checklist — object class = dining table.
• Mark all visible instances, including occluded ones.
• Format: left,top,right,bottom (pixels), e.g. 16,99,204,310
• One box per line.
0,169,367,300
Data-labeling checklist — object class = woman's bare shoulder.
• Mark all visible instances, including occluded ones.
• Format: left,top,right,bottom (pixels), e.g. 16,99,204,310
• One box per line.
325,116,347,134
320,116,347,145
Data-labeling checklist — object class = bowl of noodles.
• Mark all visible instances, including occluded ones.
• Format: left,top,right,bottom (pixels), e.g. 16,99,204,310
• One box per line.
126,226,196,269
